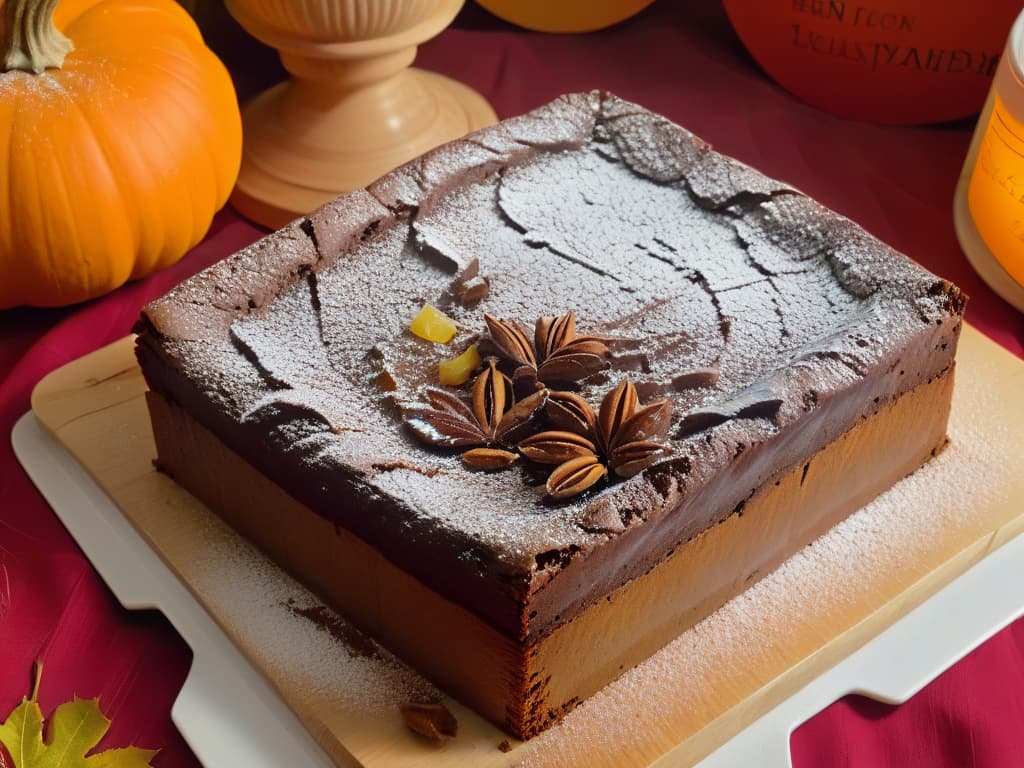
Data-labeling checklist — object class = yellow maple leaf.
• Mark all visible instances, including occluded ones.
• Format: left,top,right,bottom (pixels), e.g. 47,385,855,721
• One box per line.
0,665,157,768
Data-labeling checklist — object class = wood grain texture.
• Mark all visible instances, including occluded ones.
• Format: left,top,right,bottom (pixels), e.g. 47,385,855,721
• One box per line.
30,325,1024,767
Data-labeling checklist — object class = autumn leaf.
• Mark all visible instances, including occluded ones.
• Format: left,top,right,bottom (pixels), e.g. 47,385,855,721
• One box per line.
0,665,157,768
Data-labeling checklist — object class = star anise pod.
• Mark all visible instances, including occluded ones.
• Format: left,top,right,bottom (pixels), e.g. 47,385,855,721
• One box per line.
484,310,610,390
404,359,547,470
519,381,673,500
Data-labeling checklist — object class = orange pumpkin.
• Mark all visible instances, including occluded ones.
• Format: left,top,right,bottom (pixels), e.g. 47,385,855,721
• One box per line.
0,0,242,308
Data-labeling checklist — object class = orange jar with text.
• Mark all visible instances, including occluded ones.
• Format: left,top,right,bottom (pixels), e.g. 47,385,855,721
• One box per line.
955,10,1024,311
724,0,1020,124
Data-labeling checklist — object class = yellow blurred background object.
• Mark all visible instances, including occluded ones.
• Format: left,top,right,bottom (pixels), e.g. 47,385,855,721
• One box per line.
475,0,654,33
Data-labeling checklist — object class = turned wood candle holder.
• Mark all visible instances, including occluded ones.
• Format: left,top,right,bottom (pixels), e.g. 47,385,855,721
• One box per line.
225,0,497,228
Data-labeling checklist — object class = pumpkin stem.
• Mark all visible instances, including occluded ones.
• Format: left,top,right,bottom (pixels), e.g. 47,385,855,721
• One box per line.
2,0,73,74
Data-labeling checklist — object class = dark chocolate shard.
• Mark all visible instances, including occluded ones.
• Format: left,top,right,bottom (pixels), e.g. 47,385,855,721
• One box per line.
675,382,783,439
673,366,720,391
456,275,490,305
634,366,720,399
451,258,491,306
455,256,479,283
578,498,627,534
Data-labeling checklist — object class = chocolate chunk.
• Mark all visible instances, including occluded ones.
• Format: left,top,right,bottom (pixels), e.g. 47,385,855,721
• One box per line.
400,702,458,741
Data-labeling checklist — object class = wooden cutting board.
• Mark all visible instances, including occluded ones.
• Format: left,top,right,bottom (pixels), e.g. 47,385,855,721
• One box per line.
29,324,1024,767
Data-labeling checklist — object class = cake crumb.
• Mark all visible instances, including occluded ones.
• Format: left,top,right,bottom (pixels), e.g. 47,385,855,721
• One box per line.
498,739,512,752
400,702,458,741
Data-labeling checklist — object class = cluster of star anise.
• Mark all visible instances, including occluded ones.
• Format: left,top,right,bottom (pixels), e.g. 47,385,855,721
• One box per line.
404,358,547,470
519,381,672,499
403,311,673,501
484,311,610,395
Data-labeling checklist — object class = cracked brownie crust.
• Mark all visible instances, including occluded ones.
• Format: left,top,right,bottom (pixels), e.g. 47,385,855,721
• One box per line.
135,92,965,653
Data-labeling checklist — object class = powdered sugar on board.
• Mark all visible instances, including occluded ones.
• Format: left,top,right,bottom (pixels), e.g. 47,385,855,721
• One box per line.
181,505,442,714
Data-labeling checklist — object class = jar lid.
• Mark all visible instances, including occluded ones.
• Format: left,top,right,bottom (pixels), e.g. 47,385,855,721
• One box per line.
996,11,1024,116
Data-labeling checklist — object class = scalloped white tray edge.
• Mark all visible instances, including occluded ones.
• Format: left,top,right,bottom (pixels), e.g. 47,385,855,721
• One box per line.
12,413,340,768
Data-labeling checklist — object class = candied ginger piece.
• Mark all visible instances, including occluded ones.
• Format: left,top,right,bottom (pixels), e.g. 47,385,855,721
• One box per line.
439,345,482,386
410,305,457,343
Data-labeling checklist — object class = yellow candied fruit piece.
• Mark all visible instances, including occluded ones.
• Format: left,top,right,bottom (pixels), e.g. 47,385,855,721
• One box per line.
410,304,457,344
439,344,482,386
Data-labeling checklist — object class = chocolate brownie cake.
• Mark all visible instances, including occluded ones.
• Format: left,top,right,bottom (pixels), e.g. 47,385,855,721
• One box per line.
134,92,965,740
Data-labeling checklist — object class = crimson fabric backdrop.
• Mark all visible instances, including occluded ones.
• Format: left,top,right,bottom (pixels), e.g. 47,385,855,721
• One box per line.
1,2,1021,766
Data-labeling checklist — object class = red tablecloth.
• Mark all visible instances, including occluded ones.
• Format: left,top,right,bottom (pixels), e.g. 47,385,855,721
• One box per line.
1,2,1022,766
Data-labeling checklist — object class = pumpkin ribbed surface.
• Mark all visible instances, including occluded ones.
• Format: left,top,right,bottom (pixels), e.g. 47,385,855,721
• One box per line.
0,0,241,308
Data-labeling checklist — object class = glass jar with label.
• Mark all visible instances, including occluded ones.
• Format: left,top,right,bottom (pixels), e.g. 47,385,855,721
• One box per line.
955,9,1024,311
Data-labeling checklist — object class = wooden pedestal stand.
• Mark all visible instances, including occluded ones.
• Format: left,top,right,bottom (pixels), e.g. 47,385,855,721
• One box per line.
225,0,497,228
